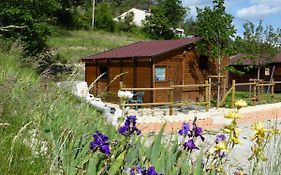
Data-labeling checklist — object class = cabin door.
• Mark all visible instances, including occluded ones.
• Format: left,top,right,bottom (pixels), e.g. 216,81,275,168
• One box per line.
170,58,183,102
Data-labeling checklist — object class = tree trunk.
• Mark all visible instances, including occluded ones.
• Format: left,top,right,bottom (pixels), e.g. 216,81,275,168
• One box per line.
217,56,221,108
91,0,95,30
257,66,261,80
267,65,275,93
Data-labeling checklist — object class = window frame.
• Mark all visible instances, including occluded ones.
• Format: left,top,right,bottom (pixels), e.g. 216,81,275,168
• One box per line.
155,66,167,82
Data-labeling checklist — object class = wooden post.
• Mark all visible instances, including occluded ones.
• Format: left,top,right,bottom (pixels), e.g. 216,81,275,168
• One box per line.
169,80,174,115
271,79,275,103
208,77,211,106
223,77,226,97
249,83,252,98
205,80,209,111
253,80,257,106
119,81,124,106
231,80,236,108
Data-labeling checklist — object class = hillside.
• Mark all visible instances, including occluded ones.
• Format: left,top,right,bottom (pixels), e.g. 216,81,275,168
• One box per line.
48,30,145,63
0,49,118,174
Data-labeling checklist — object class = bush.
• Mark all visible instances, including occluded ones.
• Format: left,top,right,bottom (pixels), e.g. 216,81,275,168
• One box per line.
95,3,115,32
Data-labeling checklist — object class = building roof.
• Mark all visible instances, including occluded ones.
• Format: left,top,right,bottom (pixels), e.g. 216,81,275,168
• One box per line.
82,37,201,61
229,52,281,65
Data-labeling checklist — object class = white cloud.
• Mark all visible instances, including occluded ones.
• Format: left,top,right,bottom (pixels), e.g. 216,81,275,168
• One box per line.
236,4,281,19
250,0,281,4
182,0,212,6
182,0,213,18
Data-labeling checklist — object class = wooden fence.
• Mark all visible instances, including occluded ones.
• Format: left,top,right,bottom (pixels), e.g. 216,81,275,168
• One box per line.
219,79,281,108
120,80,211,115
120,79,281,115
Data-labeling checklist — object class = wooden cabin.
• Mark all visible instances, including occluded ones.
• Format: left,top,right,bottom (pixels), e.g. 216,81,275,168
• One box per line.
82,37,229,103
228,53,281,91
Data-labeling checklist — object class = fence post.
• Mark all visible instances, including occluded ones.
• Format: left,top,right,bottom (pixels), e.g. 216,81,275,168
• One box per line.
205,80,209,111
271,79,275,103
119,81,124,106
231,80,236,108
169,81,174,115
208,77,212,106
253,80,257,106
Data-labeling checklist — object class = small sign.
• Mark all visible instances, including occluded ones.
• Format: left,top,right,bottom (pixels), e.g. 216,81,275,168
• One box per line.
265,68,270,76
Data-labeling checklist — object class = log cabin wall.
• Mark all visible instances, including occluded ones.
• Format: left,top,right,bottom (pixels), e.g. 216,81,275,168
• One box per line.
135,60,153,102
85,58,153,102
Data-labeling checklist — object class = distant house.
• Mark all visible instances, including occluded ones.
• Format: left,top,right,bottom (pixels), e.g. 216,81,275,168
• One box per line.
82,37,228,103
114,8,151,27
228,53,281,91
172,28,185,38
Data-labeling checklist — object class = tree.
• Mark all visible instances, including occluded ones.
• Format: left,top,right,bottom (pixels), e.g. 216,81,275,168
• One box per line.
95,3,115,32
235,20,281,80
0,0,59,55
196,0,236,107
144,0,187,39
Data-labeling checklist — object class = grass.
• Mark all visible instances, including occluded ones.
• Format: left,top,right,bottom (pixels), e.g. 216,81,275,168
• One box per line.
0,49,119,174
224,91,281,108
47,30,144,63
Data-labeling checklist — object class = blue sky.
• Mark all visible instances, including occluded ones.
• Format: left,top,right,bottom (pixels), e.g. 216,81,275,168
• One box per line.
182,0,281,36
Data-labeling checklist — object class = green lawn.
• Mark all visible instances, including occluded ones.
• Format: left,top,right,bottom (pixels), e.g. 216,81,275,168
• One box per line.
224,91,281,108
47,30,144,63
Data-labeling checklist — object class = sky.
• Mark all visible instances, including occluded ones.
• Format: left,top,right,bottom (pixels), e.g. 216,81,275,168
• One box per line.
182,0,281,36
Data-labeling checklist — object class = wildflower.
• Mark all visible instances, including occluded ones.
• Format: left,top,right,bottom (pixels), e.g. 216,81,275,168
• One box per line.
90,131,110,156
178,122,191,136
225,111,241,120
215,134,226,143
209,141,228,157
193,125,205,141
270,127,280,135
251,122,267,140
234,99,247,109
118,115,141,136
183,139,199,151
118,90,134,100
127,164,142,175
141,166,163,175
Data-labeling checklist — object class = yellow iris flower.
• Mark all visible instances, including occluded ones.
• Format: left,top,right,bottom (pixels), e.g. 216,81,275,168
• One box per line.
234,99,247,109
225,111,241,120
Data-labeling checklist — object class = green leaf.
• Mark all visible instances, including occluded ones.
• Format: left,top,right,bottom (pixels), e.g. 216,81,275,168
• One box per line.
150,123,166,165
108,150,126,175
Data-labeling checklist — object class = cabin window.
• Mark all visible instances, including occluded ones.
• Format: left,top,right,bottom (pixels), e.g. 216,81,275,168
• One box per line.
99,66,108,80
198,55,208,69
155,67,166,81
265,68,270,76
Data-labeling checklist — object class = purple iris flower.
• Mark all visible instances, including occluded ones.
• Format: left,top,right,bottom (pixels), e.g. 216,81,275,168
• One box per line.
118,115,141,136
215,134,226,143
178,122,191,136
183,139,199,151
90,131,110,156
141,166,163,175
193,125,205,141
129,164,142,175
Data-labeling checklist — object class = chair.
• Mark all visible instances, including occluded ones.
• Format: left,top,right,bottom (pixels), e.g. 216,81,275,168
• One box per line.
129,91,144,109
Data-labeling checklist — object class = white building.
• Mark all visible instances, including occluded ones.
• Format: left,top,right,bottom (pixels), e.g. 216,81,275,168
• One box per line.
114,8,151,27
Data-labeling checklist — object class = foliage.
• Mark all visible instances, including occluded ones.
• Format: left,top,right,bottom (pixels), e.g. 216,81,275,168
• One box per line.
196,0,236,59
95,3,116,32
233,20,281,79
0,0,60,55
196,0,236,106
116,11,137,32
144,0,187,39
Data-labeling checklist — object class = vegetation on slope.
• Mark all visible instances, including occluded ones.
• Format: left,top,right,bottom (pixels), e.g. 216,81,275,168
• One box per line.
48,30,144,63
0,48,117,174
